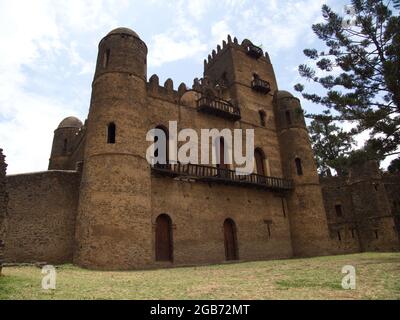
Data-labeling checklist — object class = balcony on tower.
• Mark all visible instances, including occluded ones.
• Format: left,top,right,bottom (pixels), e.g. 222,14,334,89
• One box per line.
196,96,241,121
246,44,263,59
251,78,271,94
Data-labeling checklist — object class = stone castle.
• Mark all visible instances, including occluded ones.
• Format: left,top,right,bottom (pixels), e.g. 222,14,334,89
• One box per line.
0,28,399,270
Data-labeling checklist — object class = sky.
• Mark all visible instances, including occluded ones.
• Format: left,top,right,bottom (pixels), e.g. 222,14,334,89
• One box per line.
0,0,393,174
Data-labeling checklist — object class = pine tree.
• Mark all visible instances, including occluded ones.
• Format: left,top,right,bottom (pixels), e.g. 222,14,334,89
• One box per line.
308,111,354,176
295,0,400,161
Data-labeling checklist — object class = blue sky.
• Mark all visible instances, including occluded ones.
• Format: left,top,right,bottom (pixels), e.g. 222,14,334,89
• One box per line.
0,0,383,174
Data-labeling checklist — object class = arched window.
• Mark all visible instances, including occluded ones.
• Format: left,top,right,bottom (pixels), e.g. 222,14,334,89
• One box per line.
224,218,238,261
285,110,292,125
103,49,110,68
155,214,173,262
217,137,228,170
154,125,169,164
107,122,116,144
259,110,266,127
295,157,303,176
254,148,265,176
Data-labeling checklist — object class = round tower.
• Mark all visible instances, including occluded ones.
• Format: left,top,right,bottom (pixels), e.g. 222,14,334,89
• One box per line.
48,117,83,170
74,27,152,269
275,90,331,257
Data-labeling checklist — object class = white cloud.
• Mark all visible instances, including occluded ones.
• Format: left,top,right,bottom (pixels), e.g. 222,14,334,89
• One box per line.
0,0,125,174
148,34,207,67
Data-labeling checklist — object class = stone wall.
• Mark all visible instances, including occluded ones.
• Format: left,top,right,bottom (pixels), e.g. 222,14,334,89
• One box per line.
320,161,400,254
0,148,7,274
4,170,80,264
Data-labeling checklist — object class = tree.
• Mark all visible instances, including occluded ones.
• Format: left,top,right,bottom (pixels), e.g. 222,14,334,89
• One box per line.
388,157,400,172
308,111,354,176
295,0,400,161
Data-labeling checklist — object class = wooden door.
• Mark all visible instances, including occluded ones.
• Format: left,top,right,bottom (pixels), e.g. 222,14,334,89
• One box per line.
224,219,238,261
155,214,173,261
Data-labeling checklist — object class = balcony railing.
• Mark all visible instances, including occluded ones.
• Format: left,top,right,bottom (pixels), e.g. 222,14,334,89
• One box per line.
151,162,293,192
197,96,241,121
251,79,271,94
246,44,263,59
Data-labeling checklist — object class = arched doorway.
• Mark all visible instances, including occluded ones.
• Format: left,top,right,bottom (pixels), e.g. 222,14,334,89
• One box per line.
223,218,238,261
155,214,173,262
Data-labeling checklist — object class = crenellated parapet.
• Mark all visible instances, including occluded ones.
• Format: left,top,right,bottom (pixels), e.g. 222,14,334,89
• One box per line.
204,35,270,71
147,74,188,102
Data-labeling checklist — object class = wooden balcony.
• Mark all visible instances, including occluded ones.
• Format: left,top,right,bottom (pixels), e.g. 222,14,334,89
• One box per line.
246,44,263,59
251,79,271,94
197,96,241,121
151,162,293,192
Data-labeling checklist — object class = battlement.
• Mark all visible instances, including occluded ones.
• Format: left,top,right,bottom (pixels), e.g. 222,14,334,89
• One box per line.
147,74,188,102
204,35,271,71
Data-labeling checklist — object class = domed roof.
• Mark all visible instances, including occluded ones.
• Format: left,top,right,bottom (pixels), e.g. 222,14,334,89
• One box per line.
107,27,140,39
276,90,295,99
58,116,83,129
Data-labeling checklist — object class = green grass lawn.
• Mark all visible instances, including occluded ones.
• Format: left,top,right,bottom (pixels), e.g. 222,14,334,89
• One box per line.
1,252,400,300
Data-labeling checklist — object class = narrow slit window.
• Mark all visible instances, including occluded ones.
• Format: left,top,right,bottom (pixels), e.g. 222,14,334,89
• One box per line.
63,139,68,154
103,49,110,68
374,230,379,239
285,110,292,125
335,204,343,217
337,231,341,241
351,229,356,238
259,110,266,127
107,122,116,144
295,158,303,176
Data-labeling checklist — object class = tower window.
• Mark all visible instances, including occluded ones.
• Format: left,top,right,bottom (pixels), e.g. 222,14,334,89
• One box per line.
374,230,379,239
103,49,110,68
154,125,169,163
63,139,68,154
259,110,266,127
254,148,265,176
285,110,292,125
337,231,342,241
351,228,356,238
335,204,343,217
107,122,116,144
295,158,303,176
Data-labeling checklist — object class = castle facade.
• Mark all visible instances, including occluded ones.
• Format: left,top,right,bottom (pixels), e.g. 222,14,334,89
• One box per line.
0,28,398,270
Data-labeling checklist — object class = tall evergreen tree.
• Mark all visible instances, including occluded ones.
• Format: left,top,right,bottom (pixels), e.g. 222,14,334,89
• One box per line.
295,0,400,161
308,111,354,176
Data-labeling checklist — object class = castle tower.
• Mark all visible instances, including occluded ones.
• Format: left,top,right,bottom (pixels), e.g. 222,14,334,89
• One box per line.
348,160,399,251
203,37,278,124
275,91,331,257
74,27,152,269
48,117,83,170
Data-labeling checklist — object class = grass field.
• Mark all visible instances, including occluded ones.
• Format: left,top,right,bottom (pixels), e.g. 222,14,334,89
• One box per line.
1,252,400,300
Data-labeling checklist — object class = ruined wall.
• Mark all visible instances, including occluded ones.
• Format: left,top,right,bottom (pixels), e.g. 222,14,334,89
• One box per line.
383,172,400,239
320,162,400,254
4,171,80,264
0,149,7,273
320,176,360,254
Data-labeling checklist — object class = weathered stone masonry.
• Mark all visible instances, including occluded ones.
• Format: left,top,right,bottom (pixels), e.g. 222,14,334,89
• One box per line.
2,27,399,270
0,149,7,274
